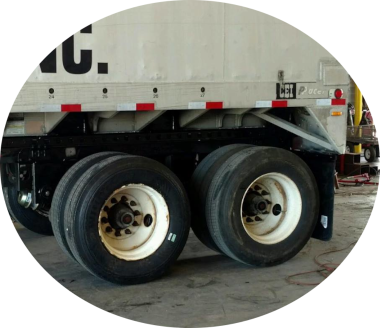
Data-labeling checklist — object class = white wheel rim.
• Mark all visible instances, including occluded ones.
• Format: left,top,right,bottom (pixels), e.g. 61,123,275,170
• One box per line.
364,149,371,160
98,184,169,261
240,173,302,245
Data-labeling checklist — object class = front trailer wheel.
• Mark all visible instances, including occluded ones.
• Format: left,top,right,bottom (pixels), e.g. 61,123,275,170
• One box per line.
206,146,319,266
64,155,190,285
50,151,124,261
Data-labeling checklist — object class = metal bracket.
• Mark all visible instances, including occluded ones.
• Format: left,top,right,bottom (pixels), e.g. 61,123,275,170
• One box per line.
252,109,338,152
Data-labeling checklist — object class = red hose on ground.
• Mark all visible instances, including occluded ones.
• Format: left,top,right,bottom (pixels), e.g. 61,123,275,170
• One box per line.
286,242,357,286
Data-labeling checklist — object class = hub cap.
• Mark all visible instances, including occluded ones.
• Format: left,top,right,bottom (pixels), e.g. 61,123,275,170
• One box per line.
240,173,302,245
98,184,170,261
364,148,371,160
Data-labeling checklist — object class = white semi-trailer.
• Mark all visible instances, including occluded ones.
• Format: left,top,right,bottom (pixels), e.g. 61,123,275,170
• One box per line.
1,2,349,284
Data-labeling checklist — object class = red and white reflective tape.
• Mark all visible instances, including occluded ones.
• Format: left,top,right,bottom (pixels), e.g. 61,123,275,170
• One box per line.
117,103,155,111
188,102,223,110
255,100,288,108
40,104,82,112
316,99,346,106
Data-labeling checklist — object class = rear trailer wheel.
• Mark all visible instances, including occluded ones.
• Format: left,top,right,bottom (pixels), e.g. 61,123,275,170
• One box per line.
190,144,251,251
364,146,376,162
206,146,319,266
50,152,125,261
3,186,53,235
64,155,190,284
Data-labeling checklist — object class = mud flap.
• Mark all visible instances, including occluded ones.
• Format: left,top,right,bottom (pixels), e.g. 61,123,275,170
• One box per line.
299,153,336,241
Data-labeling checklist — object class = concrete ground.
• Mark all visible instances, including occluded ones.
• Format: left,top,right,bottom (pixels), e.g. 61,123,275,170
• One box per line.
16,180,378,327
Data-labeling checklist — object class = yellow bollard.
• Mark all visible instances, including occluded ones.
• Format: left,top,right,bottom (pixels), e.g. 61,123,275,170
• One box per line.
355,82,363,153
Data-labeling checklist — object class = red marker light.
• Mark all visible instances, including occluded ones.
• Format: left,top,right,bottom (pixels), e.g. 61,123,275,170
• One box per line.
334,89,343,99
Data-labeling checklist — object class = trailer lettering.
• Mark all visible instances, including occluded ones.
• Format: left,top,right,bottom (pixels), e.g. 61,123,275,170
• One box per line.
62,11,92,74
18,9,57,73
276,83,296,99
0,8,11,73
298,86,326,96
0,7,108,75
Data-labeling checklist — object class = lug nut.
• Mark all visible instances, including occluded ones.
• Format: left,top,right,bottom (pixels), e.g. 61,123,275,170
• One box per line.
105,226,113,233
255,216,263,222
101,217,108,224
111,198,118,204
261,190,270,196
144,214,153,227
115,230,122,237
104,206,110,212
125,229,132,234
254,185,262,191
133,210,141,216
121,196,128,203
130,201,137,206
246,217,253,223
132,221,139,227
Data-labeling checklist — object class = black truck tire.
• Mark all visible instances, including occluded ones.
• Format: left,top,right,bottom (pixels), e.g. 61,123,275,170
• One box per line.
64,155,191,284
0,188,14,220
3,186,53,235
346,142,355,153
206,146,319,266
50,152,125,261
364,146,376,162
190,144,252,252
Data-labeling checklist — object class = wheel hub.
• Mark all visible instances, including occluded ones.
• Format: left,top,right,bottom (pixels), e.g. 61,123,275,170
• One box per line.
107,202,135,230
242,184,272,223
243,192,269,216
100,192,143,239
